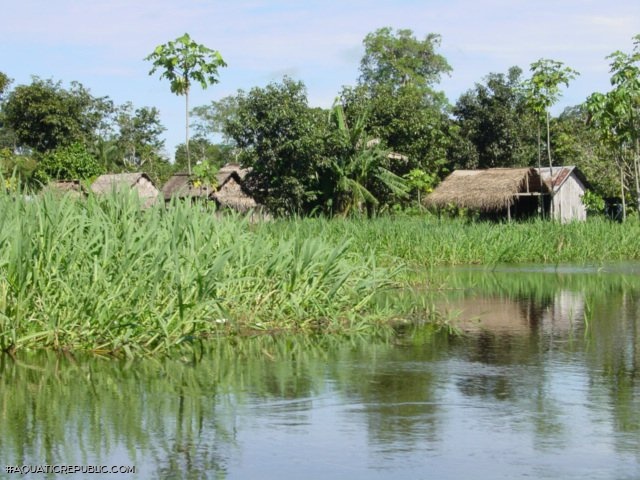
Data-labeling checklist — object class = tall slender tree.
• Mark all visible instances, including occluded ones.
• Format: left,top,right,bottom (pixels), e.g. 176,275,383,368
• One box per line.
145,33,226,174
586,90,630,219
606,35,640,212
525,59,579,180
586,35,640,218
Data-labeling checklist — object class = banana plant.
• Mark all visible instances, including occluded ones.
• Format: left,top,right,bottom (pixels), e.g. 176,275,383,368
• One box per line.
329,101,408,216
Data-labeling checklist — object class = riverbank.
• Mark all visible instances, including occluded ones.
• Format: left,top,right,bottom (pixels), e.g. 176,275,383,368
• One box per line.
2,191,639,356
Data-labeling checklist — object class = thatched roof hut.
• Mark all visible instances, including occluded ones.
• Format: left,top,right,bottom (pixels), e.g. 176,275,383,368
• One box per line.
212,172,258,213
91,173,159,208
43,180,87,198
426,168,547,213
161,173,214,202
215,163,250,185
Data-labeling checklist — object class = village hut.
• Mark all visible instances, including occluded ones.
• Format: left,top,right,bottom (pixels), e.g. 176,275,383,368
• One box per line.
211,171,259,213
91,173,159,208
215,162,250,185
536,166,588,222
425,167,547,221
161,172,214,203
43,180,87,198
209,163,269,220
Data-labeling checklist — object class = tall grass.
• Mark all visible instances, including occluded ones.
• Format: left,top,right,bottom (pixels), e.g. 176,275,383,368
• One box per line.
0,191,403,356
3,183,639,356
261,215,640,268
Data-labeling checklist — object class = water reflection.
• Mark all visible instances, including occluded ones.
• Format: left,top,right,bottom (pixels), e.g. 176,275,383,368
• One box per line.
1,265,640,479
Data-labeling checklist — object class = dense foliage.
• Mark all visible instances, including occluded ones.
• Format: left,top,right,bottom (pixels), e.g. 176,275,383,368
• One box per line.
453,67,537,169
33,142,104,184
224,78,330,214
2,78,111,153
1,30,639,216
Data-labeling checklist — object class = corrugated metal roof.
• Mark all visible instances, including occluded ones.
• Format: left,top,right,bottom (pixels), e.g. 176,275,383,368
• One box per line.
535,166,588,191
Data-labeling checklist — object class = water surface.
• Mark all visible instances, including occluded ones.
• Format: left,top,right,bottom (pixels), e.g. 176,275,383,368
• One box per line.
1,264,639,479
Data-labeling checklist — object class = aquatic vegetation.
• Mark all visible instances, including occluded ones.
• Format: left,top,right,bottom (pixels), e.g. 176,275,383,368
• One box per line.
0,191,402,356
2,182,640,356
264,215,640,268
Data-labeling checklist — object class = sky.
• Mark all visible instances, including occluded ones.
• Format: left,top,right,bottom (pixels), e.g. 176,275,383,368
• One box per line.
2,0,639,160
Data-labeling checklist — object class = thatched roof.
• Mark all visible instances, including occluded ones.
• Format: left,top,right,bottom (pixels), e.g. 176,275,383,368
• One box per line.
365,139,408,162
43,180,87,197
91,173,156,194
426,168,547,211
216,163,250,185
161,173,213,201
212,173,258,212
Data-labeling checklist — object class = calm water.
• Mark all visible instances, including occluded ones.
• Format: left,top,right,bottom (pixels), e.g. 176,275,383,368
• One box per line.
1,264,639,479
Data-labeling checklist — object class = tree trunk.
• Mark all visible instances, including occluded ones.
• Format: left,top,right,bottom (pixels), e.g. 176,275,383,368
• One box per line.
186,87,191,175
537,121,543,218
620,159,627,222
546,110,554,219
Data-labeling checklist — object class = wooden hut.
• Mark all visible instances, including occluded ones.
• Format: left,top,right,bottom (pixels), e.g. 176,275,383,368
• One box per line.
91,173,159,208
161,172,214,203
426,168,547,220
536,166,588,222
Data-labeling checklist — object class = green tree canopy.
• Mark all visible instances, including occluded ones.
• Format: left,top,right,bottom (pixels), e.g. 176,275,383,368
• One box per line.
191,96,239,145
453,66,537,169
359,27,452,91
0,72,11,100
0,72,15,149
340,82,452,178
33,142,103,184
223,78,328,215
586,34,640,216
174,139,233,172
339,28,454,182
3,78,112,153
115,103,166,169
552,105,617,198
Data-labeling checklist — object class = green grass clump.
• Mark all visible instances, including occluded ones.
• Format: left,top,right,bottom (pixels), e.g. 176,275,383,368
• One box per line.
0,192,402,356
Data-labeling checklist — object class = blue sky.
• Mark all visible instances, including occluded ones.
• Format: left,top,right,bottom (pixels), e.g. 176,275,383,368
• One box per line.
2,0,639,159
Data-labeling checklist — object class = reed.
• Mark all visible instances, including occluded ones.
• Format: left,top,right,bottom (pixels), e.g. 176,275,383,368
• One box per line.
0,190,402,356
262,215,640,268
3,183,639,356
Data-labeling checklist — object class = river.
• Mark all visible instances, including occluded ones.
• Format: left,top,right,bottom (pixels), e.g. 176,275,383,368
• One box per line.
1,263,639,479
